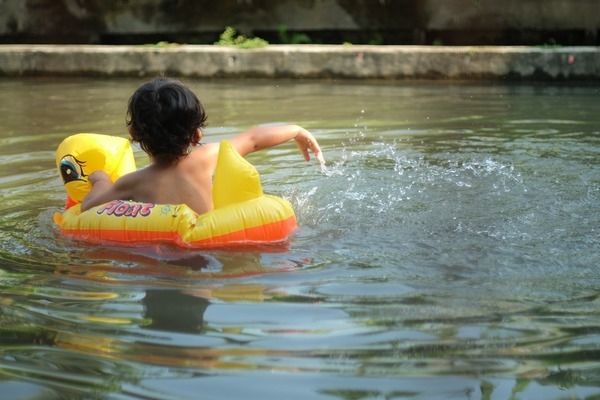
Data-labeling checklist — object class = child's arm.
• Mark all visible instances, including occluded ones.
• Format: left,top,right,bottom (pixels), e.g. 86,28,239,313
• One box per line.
231,124,325,164
80,171,132,211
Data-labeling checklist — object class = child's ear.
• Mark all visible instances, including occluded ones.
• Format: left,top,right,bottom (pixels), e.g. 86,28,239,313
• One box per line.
194,128,203,144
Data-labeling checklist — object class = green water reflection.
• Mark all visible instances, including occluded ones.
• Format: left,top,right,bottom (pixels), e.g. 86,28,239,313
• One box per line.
1,78,599,399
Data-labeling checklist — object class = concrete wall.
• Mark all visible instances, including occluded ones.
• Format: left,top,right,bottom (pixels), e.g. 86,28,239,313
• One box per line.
2,45,599,80
1,0,599,45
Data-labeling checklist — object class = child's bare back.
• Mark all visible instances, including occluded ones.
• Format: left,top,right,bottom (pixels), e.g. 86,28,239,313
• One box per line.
106,142,217,214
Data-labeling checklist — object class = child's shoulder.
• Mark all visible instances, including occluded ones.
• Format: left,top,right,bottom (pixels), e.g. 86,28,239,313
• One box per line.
114,166,147,187
190,142,220,161
182,142,220,172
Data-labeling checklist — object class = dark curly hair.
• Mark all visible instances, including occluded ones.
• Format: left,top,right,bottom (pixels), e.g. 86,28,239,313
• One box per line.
126,78,207,165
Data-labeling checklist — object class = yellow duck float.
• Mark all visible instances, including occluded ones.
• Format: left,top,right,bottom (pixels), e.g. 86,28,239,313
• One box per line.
53,133,297,248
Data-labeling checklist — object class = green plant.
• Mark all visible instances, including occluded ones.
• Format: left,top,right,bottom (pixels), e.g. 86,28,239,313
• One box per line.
215,26,268,49
540,38,561,48
277,25,312,44
368,33,384,45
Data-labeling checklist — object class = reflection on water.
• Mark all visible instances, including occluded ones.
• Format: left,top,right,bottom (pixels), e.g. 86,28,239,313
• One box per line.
1,78,600,398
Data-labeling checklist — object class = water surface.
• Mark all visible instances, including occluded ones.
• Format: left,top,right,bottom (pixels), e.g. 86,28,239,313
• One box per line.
1,78,599,399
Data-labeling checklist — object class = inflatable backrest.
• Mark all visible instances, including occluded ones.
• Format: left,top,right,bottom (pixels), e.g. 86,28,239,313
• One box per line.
55,133,136,204
212,140,263,209
55,134,263,211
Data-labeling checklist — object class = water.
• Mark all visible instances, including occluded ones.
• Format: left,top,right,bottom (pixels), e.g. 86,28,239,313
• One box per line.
1,77,599,399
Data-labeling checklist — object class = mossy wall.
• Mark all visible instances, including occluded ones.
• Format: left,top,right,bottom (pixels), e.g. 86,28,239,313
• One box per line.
1,0,599,45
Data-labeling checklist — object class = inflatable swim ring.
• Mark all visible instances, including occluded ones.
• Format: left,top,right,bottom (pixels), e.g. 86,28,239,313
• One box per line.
53,133,297,248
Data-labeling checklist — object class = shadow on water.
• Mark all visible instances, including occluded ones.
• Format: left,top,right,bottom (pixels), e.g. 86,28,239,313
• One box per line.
0,78,600,398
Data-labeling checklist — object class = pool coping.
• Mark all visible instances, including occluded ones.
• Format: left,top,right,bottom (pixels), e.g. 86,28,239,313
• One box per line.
1,44,599,80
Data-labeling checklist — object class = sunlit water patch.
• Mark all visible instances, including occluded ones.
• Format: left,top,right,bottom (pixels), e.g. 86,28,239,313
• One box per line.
1,78,599,399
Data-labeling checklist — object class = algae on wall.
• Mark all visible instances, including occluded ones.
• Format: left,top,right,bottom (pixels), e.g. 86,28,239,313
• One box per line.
0,0,599,45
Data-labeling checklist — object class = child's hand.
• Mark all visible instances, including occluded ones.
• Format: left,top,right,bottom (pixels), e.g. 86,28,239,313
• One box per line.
88,170,111,185
81,170,118,211
295,128,325,165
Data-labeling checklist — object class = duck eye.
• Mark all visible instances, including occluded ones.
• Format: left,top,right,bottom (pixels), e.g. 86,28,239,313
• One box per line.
59,155,85,183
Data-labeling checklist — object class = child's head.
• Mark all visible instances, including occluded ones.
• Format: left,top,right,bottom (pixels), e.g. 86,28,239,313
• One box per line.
127,78,207,165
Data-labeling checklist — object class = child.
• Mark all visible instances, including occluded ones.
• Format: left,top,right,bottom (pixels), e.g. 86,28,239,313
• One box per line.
81,78,324,214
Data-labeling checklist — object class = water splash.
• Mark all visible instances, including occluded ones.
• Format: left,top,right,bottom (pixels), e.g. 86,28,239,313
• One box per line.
291,139,528,232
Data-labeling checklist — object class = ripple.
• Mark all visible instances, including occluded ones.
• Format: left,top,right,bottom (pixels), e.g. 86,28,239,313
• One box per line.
1,79,600,398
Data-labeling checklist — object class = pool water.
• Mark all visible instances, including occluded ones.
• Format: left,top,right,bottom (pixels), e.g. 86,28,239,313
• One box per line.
1,78,599,399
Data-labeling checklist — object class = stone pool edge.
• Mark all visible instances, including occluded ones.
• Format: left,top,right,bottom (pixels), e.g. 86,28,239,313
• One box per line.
1,44,599,80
